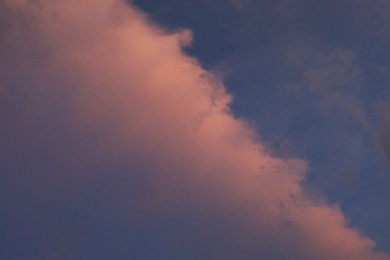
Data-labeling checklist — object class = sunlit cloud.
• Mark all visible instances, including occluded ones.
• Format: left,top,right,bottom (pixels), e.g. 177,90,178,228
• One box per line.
0,0,388,259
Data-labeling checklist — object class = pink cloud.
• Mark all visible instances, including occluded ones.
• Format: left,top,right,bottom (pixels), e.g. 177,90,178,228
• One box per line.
1,0,388,259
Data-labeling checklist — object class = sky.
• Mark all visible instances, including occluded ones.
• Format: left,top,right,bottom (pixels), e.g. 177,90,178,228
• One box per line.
1,0,390,259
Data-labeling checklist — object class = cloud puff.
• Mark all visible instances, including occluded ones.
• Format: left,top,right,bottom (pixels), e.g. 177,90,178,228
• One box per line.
0,0,388,259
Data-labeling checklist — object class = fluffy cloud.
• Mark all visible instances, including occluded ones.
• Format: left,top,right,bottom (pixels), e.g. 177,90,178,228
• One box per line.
0,0,388,259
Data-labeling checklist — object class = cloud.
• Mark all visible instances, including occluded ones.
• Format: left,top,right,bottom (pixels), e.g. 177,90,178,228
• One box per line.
0,0,388,259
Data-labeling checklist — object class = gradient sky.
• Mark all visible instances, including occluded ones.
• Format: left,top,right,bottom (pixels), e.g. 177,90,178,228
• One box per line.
1,0,390,259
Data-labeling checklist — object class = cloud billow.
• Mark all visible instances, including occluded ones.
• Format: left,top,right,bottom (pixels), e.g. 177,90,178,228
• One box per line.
0,0,388,259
